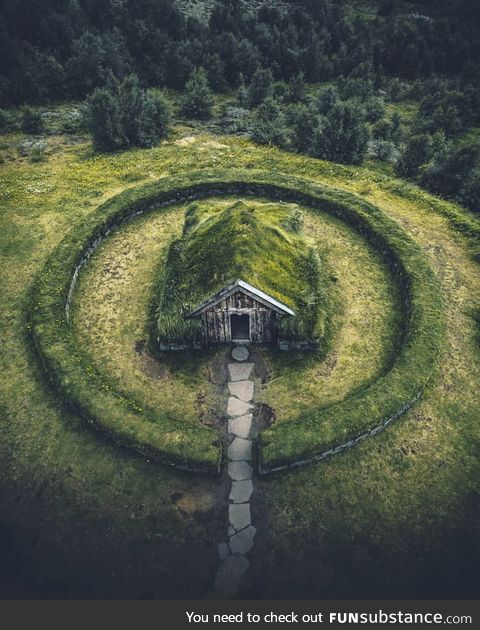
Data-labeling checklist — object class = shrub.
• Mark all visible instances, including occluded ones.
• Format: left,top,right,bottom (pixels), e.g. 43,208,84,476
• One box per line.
20,106,44,134
311,100,369,165
459,167,480,213
250,97,289,148
420,143,479,202
87,75,171,151
395,133,435,178
0,108,9,131
248,67,274,107
286,72,307,104
180,67,214,120
365,96,386,123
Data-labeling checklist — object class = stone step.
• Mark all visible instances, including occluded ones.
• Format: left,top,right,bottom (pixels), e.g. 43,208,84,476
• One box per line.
229,525,257,555
232,346,249,362
229,414,252,439
228,380,254,402
229,503,251,532
228,437,253,462
229,479,254,503
228,363,254,382
228,461,253,481
227,396,253,418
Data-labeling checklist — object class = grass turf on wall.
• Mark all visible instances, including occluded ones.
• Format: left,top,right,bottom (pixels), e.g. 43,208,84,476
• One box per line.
29,169,444,474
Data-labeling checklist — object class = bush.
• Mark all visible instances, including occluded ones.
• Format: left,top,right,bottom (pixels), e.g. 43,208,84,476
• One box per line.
365,96,386,123
459,168,480,213
248,67,274,107
0,108,9,131
180,67,214,120
87,75,171,151
311,100,369,165
421,143,480,199
250,97,288,148
395,133,435,178
20,106,44,134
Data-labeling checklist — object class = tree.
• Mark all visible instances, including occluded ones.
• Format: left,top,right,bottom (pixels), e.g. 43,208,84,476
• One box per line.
288,104,314,153
248,68,274,107
181,67,214,119
87,87,123,151
459,168,480,213
316,86,338,114
286,72,307,103
87,75,171,151
250,97,288,148
312,100,369,164
421,143,480,198
20,106,44,134
395,133,435,178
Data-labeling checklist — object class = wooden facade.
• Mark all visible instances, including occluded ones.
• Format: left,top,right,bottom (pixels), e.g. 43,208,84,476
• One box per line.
188,279,295,347
202,291,278,344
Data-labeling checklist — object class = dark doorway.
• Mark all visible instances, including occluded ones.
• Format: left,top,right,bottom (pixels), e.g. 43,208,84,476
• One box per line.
231,314,250,340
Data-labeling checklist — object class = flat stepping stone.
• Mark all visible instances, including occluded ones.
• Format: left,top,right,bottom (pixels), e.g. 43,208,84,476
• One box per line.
228,461,253,481
228,363,254,382
213,555,249,598
228,437,253,462
228,380,254,402
230,480,254,504
227,397,252,418
229,525,257,555
229,504,251,532
218,542,230,560
229,414,252,439
232,346,249,362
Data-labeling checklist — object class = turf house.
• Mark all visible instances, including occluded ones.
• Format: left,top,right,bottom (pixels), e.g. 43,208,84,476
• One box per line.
154,199,327,351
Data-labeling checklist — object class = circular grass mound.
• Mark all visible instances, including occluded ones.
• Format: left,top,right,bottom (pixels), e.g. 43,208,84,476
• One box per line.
29,170,444,475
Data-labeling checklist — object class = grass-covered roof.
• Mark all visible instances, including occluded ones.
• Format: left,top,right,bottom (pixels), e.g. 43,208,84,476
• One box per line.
154,199,326,345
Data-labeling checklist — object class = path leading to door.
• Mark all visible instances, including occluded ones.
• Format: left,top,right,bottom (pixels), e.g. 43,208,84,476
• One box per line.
212,345,257,598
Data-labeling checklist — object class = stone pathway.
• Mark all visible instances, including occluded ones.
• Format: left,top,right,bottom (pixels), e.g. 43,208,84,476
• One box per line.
212,346,257,598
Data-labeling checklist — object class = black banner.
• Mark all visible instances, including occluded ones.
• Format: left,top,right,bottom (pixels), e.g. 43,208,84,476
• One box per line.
0,600,478,630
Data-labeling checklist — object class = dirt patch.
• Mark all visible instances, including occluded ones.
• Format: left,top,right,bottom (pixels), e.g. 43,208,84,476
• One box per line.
252,402,276,437
250,348,270,383
134,340,168,379
313,351,338,378
208,351,229,384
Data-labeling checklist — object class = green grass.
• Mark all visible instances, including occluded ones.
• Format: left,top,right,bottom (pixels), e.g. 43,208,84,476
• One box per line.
257,207,403,421
155,198,327,345
27,166,444,472
71,204,226,428
1,126,479,597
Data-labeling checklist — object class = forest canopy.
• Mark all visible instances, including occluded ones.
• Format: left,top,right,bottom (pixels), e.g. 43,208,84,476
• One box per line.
1,0,479,106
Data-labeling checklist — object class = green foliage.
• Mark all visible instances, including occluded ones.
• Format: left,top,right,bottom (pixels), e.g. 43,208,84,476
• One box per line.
0,108,9,130
286,72,307,104
311,100,369,165
180,67,214,120
395,133,435,178
365,97,386,123
421,143,480,210
29,145,47,163
250,97,288,148
87,75,171,152
248,67,274,107
20,106,44,134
